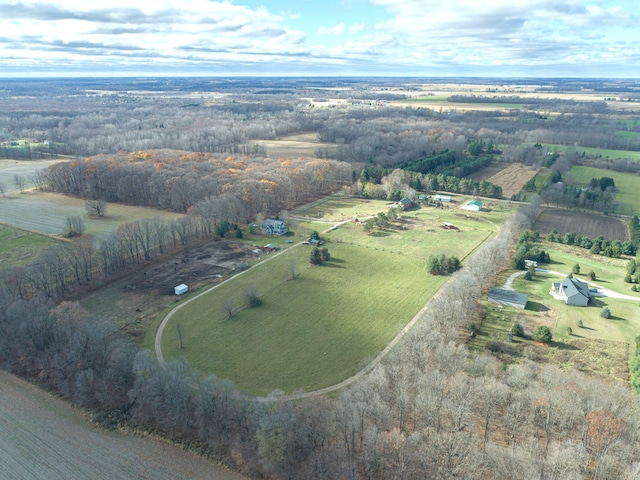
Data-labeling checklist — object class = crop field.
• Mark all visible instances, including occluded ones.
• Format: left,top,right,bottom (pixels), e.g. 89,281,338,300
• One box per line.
470,162,539,198
0,159,64,195
0,224,59,268
0,370,247,480
262,132,336,157
532,209,629,241
157,197,506,395
0,191,183,241
568,165,640,216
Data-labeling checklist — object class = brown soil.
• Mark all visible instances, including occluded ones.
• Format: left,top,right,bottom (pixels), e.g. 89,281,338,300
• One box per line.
80,238,258,340
471,163,540,198
0,370,248,480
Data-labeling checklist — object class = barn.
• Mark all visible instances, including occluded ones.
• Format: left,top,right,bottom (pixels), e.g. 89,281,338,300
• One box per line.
462,199,483,211
399,197,413,210
488,288,528,309
434,194,452,203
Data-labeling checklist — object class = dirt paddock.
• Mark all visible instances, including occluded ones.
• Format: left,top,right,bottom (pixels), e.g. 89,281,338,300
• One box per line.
80,238,258,339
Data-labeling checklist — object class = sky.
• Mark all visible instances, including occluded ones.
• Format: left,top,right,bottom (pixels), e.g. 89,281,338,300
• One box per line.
1,0,639,77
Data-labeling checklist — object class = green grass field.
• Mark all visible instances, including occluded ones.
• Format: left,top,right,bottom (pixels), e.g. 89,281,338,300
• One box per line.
160,243,445,395
568,165,640,216
544,144,640,161
156,198,508,395
0,224,60,268
0,191,184,241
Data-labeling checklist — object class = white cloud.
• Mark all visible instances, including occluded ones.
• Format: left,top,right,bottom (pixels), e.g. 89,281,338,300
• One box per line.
348,23,365,34
319,23,346,35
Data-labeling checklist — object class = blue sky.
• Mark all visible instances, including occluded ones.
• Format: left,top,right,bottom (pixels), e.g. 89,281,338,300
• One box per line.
1,0,639,77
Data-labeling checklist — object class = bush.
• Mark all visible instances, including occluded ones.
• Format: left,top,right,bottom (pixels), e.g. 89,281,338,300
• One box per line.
533,326,553,343
511,323,525,337
243,286,263,308
624,274,633,283
600,306,611,319
468,323,477,331
588,271,596,281
577,319,584,328
524,271,532,281
566,326,573,336
572,263,580,275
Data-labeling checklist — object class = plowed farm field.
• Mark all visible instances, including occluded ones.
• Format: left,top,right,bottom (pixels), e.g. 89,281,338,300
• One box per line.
533,209,629,241
470,162,539,198
0,370,247,480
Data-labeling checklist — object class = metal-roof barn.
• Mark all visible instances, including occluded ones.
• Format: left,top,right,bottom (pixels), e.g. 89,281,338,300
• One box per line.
488,288,528,309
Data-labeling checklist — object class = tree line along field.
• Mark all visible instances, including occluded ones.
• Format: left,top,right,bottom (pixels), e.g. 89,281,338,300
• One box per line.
0,224,59,268
0,191,184,241
532,208,629,241
155,198,506,395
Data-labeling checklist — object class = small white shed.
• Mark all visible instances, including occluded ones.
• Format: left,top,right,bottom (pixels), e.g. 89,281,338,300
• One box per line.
174,284,188,295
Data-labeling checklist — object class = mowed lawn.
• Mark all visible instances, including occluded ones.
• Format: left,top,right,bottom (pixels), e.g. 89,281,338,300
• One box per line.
568,165,640,216
161,243,445,395
0,191,183,241
0,224,60,267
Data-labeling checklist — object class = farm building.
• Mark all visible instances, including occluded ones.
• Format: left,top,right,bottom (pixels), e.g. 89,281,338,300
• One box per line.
550,277,590,306
444,222,456,229
488,288,528,309
399,198,413,210
263,244,277,253
434,194,452,203
261,218,288,235
462,200,483,211
174,284,188,295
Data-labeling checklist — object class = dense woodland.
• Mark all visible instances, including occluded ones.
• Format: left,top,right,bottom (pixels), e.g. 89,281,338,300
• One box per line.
2,78,640,478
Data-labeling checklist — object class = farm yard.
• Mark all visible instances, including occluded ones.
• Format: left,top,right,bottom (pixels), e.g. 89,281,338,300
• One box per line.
0,370,247,480
470,243,640,384
469,162,539,199
0,224,60,268
532,208,629,241
154,196,508,395
0,191,183,241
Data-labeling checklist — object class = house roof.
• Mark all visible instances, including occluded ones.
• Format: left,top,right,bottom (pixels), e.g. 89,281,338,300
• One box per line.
400,197,412,206
467,200,483,207
488,288,529,308
559,277,589,300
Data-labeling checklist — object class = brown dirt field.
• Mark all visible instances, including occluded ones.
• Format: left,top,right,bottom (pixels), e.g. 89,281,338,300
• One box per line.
81,238,258,340
533,209,629,241
0,370,248,480
263,132,336,157
471,163,539,198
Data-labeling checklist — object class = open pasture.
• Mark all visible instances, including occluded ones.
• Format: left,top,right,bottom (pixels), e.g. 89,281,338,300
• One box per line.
544,143,640,161
159,198,504,395
0,224,60,268
533,209,629,241
0,191,183,241
0,159,64,195
161,243,446,395
290,195,394,221
568,165,640,216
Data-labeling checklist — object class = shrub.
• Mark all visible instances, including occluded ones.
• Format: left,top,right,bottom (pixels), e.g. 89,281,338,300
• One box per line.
524,271,532,281
600,306,611,319
588,271,596,281
533,326,553,343
566,326,573,336
572,263,580,275
468,323,477,331
511,323,525,337
243,286,263,308
624,274,633,283
577,319,584,328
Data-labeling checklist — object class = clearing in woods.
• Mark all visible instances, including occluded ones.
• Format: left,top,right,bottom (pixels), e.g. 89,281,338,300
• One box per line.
262,132,336,157
469,162,539,198
532,209,629,241
0,224,60,268
0,370,247,480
